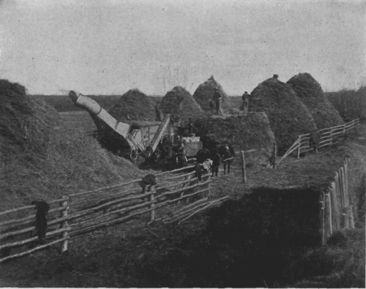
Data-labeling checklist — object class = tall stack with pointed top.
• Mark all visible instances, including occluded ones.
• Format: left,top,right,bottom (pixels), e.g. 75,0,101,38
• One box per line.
159,86,203,122
193,76,232,114
287,73,344,128
250,76,318,153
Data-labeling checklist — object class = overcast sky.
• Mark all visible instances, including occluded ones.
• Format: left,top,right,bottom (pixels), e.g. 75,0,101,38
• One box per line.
0,0,365,95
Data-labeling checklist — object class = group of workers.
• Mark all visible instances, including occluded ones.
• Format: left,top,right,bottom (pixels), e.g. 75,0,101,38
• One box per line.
196,143,235,177
209,74,281,115
209,88,251,115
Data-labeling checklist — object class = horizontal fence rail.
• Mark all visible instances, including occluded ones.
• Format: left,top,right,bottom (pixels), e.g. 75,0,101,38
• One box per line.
0,165,225,264
279,118,360,164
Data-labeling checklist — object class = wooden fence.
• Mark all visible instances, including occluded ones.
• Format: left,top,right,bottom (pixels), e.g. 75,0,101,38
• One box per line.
279,119,360,164
0,166,227,263
320,158,355,245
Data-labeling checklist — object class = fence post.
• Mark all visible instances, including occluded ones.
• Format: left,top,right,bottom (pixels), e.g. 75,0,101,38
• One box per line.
320,192,326,245
327,192,333,236
297,136,301,159
240,150,247,184
330,127,333,145
349,205,355,229
150,185,156,222
60,196,69,253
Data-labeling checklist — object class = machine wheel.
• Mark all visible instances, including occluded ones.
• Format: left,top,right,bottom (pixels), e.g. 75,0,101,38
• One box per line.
130,149,139,163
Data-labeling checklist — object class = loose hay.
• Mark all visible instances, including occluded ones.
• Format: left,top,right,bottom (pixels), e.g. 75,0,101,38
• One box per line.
250,77,317,154
108,89,157,122
0,80,59,159
193,76,232,114
0,80,141,210
287,73,344,128
159,86,204,122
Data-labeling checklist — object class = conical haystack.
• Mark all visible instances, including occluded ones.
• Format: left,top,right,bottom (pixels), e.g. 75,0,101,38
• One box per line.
159,86,203,122
108,89,156,122
0,80,141,210
250,77,317,153
0,80,59,159
287,73,344,128
193,76,232,114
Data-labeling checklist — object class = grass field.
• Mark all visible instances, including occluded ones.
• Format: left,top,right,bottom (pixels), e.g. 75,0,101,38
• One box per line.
34,94,163,112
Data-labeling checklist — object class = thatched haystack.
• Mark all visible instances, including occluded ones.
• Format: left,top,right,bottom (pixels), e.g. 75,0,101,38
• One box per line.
287,73,344,128
250,77,317,154
193,76,232,114
194,112,276,166
108,89,156,122
0,80,141,210
159,86,203,122
0,80,59,159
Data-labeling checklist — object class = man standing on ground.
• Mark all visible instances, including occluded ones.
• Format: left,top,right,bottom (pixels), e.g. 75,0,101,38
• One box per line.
221,144,234,175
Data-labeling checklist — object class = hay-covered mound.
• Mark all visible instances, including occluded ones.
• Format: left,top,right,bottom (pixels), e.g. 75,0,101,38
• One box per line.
0,80,141,211
159,86,203,121
287,73,344,128
108,89,156,121
0,80,58,159
193,76,232,114
250,77,317,154
194,112,276,165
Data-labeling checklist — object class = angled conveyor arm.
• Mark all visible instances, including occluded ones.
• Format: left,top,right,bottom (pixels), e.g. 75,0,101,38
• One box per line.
150,114,171,152
68,90,131,141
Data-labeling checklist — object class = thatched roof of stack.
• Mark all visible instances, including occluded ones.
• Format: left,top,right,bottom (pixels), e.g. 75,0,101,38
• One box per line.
160,86,203,122
250,76,318,153
287,73,344,128
193,76,232,114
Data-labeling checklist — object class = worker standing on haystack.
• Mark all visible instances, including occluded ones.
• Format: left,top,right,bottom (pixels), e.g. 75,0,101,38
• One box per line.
213,88,223,115
241,91,250,114
273,74,279,80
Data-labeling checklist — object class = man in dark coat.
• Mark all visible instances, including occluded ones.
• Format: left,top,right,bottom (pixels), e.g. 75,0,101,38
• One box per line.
211,150,221,177
213,88,223,115
220,144,234,174
241,91,250,113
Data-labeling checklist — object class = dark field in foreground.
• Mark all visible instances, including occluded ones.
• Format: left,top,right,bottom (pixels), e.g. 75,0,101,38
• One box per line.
1,122,365,287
